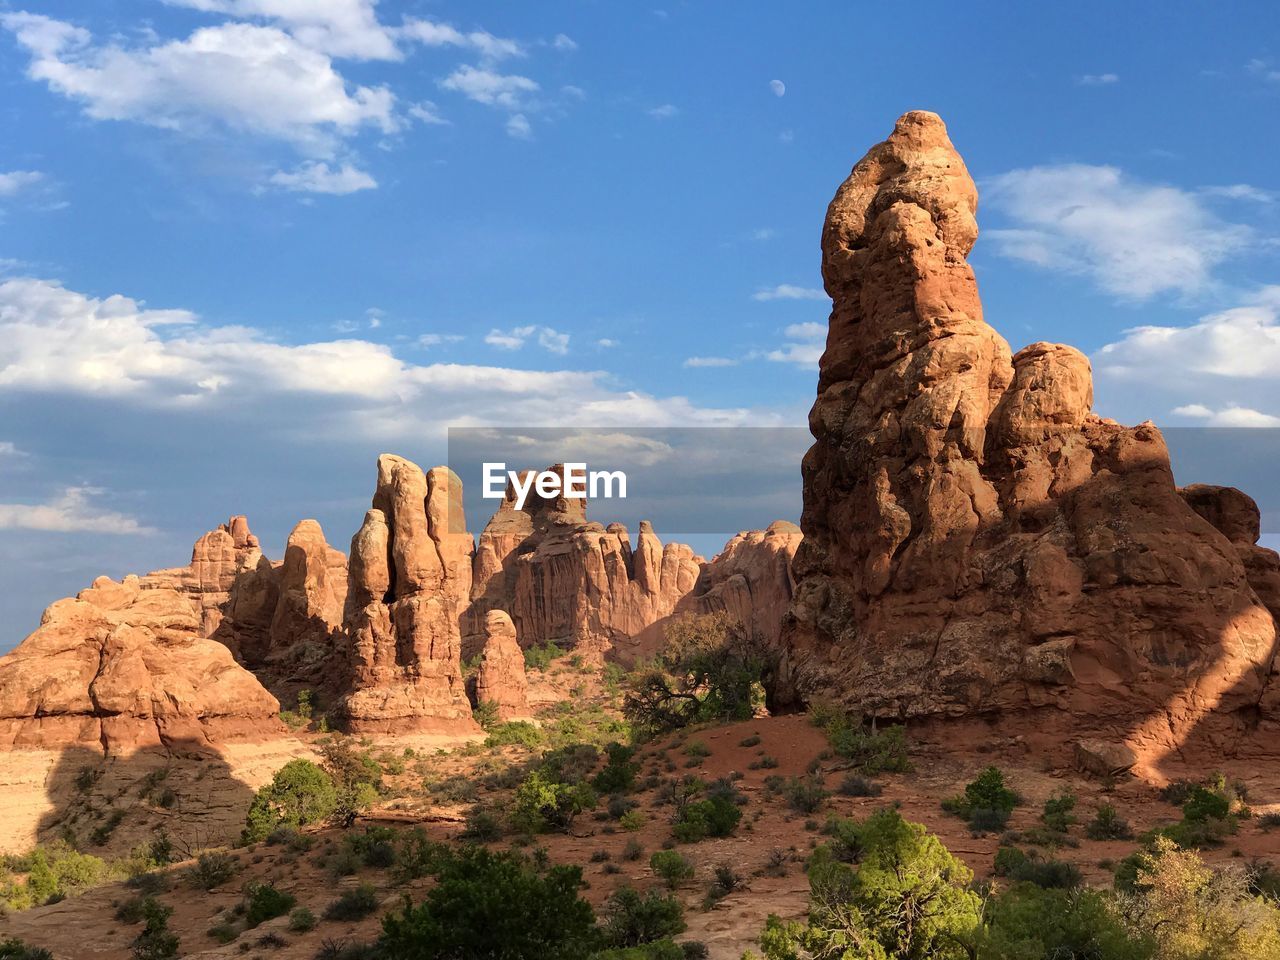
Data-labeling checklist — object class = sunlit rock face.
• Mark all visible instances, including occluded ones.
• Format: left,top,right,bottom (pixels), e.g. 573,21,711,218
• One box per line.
780,110,1280,768
337,456,478,734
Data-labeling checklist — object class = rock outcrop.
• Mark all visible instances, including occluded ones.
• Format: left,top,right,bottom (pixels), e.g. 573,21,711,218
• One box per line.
473,610,531,720
337,456,478,733
780,110,1280,769
0,573,282,754
690,521,802,653
466,465,703,664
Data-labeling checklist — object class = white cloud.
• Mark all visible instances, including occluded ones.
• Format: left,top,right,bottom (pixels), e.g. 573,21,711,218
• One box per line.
766,322,826,366
505,113,532,139
0,441,23,457
1172,403,1280,427
1202,183,1275,203
0,276,765,431
596,338,618,348
769,79,785,97
440,65,538,109
752,284,827,302
162,0,400,60
409,101,449,125
1094,287,1280,425
751,228,775,241
684,356,737,368
270,161,377,194
1246,59,1280,83
647,103,678,119
400,18,523,62
984,164,1252,300
2,13,398,156
552,34,577,51
1077,73,1119,85
0,171,44,197
417,333,464,348
0,485,155,535
484,325,569,354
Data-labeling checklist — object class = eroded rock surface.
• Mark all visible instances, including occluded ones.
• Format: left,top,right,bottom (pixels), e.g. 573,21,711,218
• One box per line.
337,456,478,733
474,610,531,720
780,110,1280,768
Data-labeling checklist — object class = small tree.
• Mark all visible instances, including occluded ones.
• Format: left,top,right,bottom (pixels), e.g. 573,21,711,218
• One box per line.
379,847,598,960
759,809,981,960
242,759,337,843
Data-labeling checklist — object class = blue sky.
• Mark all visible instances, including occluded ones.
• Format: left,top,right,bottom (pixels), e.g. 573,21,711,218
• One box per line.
1,1,1278,649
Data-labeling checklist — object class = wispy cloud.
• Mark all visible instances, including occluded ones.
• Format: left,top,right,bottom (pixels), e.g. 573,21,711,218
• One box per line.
1077,73,1119,86
484,324,570,354
0,485,155,535
684,356,738,368
984,163,1251,301
647,103,678,119
766,322,825,365
270,161,377,195
752,284,827,302
0,170,44,198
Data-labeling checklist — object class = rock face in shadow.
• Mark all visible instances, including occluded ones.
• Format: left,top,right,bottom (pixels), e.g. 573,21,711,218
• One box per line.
0,572,283,754
474,610,531,720
690,521,802,653
780,110,1280,766
465,465,703,664
336,455,478,733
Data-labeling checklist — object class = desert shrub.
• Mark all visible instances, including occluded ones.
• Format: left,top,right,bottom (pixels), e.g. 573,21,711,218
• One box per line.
620,809,646,832
968,806,1011,834
981,883,1153,960
540,743,601,785
314,940,382,960
1119,836,1280,959
1183,783,1232,822
242,759,338,843
378,847,597,960
484,721,544,750
1006,854,1082,889
593,743,640,794
1,843,111,909
115,895,150,924
671,795,741,843
1087,803,1134,841
592,943,683,960
758,809,981,960
1259,811,1280,830
739,735,762,748
289,906,317,932
206,922,237,944
343,826,398,869
622,839,645,861
1041,791,1077,833
319,740,384,829
130,897,178,960
702,864,742,909
608,794,638,819
942,767,1019,820
783,776,830,815
0,941,53,960
244,881,297,928
394,829,449,882
649,850,695,889
324,883,379,922
836,774,882,797
512,769,596,834
622,613,765,736
188,850,238,890
600,887,686,948
819,714,911,775
524,640,567,671
461,805,504,842
1159,779,1198,805
266,826,314,852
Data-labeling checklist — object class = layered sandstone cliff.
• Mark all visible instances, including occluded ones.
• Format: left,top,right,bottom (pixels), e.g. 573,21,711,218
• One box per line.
473,610,531,720
780,111,1280,767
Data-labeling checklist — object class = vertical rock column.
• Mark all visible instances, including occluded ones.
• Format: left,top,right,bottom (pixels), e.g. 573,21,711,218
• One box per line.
338,455,478,733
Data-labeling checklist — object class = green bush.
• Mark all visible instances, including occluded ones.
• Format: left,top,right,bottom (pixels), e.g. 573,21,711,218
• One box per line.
1005,854,1082,889
461,805,504,842
0,939,53,960
1041,791,1077,833
836,774,882,797
243,881,296,928
600,887,686,948
524,641,567,671
242,759,338,843
188,850,238,890
671,795,741,843
649,851,695,889
288,906,317,932
1,843,110,910
130,897,179,960
343,826,398,868
324,883,380,921
1086,803,1134,840
759,809,980,960
378,847,597,960
484,722,544,750
319,740,384,829
822,719,910,774
981,883,1153,960
593,743,640,794
783,776,830,815
942,767,1019,820
993,845,1028,877
512,769,596,834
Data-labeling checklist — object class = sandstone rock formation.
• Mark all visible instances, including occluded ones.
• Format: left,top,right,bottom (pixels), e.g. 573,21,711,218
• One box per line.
473,610,531,720
780,110,1280,769
690,521,802,654
466,465,703,664
337,456,477,733
149,515,260,638
0,573,282,754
